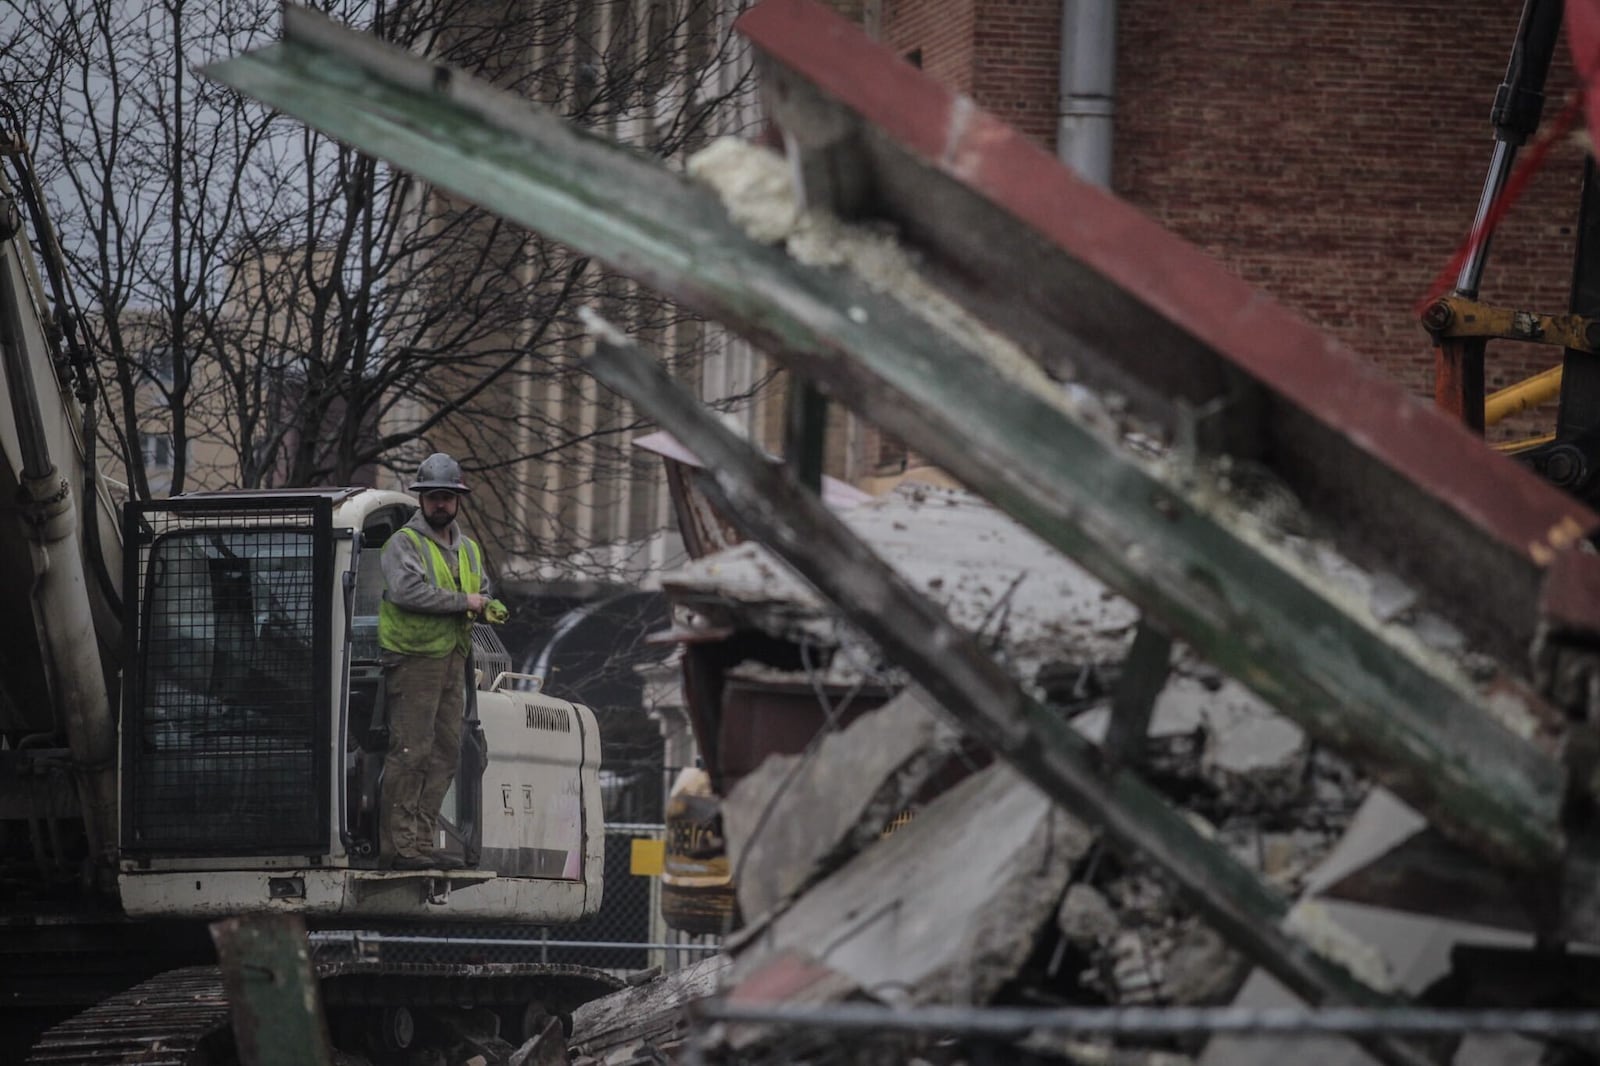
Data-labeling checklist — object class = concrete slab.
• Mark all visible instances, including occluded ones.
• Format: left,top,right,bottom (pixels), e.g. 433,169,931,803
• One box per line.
729,762,1092,1007
721,686,960,922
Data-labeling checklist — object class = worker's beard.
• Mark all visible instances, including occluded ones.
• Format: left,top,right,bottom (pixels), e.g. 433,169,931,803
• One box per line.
424,507,455,530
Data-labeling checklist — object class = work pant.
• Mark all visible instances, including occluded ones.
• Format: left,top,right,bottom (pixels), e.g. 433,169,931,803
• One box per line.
379,649,466,863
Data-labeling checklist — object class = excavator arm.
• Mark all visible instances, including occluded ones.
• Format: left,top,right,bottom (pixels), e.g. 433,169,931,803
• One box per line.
1426,0,1600,503
0,140,123,871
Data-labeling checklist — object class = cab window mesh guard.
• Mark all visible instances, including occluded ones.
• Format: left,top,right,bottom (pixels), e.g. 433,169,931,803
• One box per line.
121,497,334,855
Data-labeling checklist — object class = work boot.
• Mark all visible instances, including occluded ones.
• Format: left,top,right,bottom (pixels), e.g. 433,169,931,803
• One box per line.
391,854,435,871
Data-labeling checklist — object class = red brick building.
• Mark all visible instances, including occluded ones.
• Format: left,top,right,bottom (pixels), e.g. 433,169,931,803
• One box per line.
867,0,1588,435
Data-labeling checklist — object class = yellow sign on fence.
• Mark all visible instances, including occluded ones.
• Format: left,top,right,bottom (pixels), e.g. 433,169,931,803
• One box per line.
630,837,665,876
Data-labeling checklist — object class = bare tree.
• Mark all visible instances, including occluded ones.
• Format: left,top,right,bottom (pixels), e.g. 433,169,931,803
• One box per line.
1,0,764,562
1,0,780,806
2,0,775,807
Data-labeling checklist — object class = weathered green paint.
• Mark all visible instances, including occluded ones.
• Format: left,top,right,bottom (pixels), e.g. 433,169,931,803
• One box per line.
583,326,1436,1066
210,914,335,1066
203,6,1565,871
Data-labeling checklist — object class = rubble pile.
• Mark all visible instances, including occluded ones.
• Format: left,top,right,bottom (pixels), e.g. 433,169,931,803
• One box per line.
567,486,1378,1066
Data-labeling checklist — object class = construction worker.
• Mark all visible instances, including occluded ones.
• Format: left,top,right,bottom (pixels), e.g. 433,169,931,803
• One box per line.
377,452,491,871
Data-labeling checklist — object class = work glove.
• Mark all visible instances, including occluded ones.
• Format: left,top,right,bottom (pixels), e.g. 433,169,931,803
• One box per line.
483,598,510,625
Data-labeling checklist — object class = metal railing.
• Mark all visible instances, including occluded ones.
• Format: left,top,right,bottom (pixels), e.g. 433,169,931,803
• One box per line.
311,823,721,976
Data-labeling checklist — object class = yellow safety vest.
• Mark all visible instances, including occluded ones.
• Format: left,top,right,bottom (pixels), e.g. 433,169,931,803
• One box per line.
378,527,484,658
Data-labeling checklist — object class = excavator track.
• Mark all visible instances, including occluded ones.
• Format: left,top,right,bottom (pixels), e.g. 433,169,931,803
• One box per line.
25,966,232,1066
25,957,626,1065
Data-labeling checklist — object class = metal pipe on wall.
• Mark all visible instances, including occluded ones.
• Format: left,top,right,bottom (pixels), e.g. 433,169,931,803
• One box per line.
1057,0,1117,188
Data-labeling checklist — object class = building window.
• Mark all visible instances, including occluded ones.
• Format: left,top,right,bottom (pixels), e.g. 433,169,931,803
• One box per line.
135,348,173,386
876,429,908,473
140,432,172,469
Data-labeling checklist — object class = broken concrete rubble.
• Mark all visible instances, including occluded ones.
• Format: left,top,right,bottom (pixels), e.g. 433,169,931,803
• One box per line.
729,762,1090,1008
665,484,1334,828
1060,885,1121,948
715,951,875,1059
657,480,1364,1017
1070,658,1322,827
655,728,1354,1059
1200,790,1540,1066
662,482,1140,693
659,636,1335,1059
1055,867,1248,1015
690,762,1092,1062
583,324,1437,1066
719,686,962,923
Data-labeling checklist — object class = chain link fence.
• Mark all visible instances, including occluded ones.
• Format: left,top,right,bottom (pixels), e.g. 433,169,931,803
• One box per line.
338,823,720,978
529,821,720,974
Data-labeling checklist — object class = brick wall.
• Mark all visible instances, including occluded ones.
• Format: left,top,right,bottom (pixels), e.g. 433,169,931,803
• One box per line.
881,0,978,91
877,0,1590,442
972,0,1061,144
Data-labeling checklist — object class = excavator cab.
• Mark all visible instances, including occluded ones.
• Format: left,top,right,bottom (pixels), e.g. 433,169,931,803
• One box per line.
115,488,606,922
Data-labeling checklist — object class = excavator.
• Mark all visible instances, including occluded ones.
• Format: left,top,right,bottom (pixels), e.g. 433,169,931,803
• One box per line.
0,120,616,1064
1424,0,1600,490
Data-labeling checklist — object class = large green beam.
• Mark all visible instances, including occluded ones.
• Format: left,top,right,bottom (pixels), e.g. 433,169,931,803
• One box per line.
204,7,1566,874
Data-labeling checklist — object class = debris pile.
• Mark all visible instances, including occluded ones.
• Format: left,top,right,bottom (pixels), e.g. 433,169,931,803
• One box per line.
568,486,1377,1066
